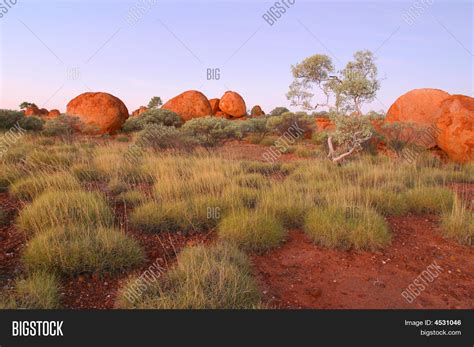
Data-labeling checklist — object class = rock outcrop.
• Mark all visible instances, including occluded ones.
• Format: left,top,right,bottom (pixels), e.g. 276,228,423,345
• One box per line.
386,88,450,148
436,95,474,163
219,91,246,118
66,92,129,134
161,90,212,121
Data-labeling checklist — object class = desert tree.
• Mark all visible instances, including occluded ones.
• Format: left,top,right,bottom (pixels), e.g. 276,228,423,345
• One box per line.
19,102,38,110
286,50,380,115
286,54,336,111
147,96,163,110
327,114,373,163
337,50,380,115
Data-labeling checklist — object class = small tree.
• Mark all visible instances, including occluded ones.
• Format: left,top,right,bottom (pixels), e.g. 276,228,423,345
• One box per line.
338,50,380,115
286,50,380,115
147,96,163,110
327,113,373,163
19,102,38,110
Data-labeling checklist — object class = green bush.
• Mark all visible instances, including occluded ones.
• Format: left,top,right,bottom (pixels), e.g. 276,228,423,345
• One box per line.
116,243,261,309
269,107,290,117
18,116,44,131
122,109,183,132
23,226,144,275
0,109,24,129
136,124,197,151
183,116,240,147
267,112,314,137
42,115,80,139
218,210,286,251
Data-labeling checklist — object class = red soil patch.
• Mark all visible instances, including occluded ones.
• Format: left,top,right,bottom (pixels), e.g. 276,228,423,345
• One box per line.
251,215,474,309
60,200,214,309
0,193,25,292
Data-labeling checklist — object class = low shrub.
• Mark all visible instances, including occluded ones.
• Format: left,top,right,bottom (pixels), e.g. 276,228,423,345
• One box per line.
115,243,261,309
218,210,286,251
17,116,44,131
17,190,114,236
269,107,290,117
0,109,24,129
122,109,183,132
182,116,240,147
136,124,198,151
23,226,144,275
304,205,391,251
41,115,81,140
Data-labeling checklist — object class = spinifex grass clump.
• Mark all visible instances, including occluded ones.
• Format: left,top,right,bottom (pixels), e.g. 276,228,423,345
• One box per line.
304,204,391,251
116,243,261,309
10,171,81,201
13,271,61,309
23,226,144,275
17,190,114,235
441,198,474,246
218,210,286,251
405,186,456,214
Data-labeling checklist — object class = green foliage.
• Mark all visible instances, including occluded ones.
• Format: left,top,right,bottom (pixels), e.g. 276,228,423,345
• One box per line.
287,50,380,114
239,117,269,139
23,226,144,275
116,243,261,309
122,109,182,132
327,113,373,162
269,107,290,117
182,116,240,147
147,96,163,110
136,124,197,151
0,109,24,129
18,116,44,131
266,112,314,137
19,102,38,110
42,115,81,139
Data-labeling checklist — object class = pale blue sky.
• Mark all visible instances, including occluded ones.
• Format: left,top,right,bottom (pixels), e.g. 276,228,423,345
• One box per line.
0,0,472,113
